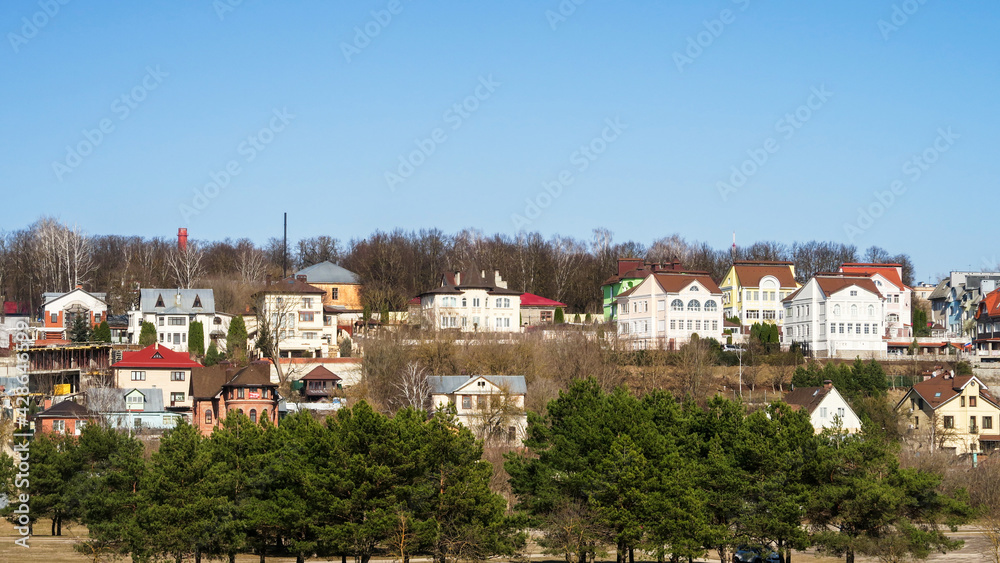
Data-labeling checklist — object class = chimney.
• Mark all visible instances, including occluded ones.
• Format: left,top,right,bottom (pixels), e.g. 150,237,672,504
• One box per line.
75,284,83,290
155,341,159,350
296,275,307,282
43,398,52,410
823,379,833,390
178,228,188,251
617,258,643,277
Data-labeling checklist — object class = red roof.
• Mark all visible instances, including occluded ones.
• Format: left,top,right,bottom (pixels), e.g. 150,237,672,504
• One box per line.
520,292,566,307
408,297,421,305
840,263,905,291
978,288,1000,320
113,344,203,369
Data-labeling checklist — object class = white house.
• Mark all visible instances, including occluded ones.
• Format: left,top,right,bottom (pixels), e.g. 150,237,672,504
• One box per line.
840,263,912,339
129,289,231,353
41,287,108,341
428,375,528,445
784,382,862,433
254,276,335,358
417,270,521,333
615,271,725,349
782,273,887,358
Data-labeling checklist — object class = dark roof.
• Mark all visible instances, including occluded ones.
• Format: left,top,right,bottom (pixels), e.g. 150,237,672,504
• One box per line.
263,277,326,295
191,362,275,399
35,400,93,419
419,269,520,297
783,386,830,414
618,271,723,299
908,375,1000,409
300,365,342,381
225,362,274,387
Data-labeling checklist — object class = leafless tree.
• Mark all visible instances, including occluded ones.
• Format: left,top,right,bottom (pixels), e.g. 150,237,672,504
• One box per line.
676,334,715,401
467,381,525,447
394,361,430,411
235,239,267,283
252,286,303,386
167,242,205,289
551,235,585,303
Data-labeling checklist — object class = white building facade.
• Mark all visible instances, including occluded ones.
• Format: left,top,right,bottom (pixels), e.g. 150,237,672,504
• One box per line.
128,289,231,353
255,277,335,358
418,270,522,333
782,274,887,358
616,272,725,349
840,263,912,338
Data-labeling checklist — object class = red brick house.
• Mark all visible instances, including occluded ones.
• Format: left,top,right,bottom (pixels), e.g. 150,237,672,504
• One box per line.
32,399,96,435
191,362,280,435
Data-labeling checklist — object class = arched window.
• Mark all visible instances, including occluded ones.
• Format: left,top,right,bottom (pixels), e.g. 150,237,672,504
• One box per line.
704,300,718,312
833,305,841,316
205,409,213,424
461,298,467,307
261,409,268,424
238,409,244,415
851,305,858,317
868,305,876,317
250,409,257,423
687,300,701,312
671,299,684,311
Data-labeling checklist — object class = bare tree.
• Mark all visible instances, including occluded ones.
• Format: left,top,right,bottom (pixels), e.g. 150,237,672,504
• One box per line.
551,235,585,303
676,334,715,401
167,242,205,289
467,381,525,447
252,286,302,386
235,239,267,283
395,361,430,411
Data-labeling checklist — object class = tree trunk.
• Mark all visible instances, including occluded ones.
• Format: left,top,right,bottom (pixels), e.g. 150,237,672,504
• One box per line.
296,554,305,563
342,556,347,563
578,546,588,563
57,515,62,536
229,552,236,563
845,548,854,563
51,517,56,536
617,539,626,563
195,551,201,563
628,546,634,563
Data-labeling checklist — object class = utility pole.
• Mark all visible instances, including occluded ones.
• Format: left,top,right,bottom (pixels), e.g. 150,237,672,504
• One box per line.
282,212,287,279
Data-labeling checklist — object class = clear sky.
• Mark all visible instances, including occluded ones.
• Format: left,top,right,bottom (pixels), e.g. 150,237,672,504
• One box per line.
2,0,997,283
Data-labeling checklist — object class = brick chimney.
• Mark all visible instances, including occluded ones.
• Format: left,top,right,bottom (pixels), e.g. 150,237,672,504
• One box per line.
823,379,833,390
617,258,644,277
178,228,188,251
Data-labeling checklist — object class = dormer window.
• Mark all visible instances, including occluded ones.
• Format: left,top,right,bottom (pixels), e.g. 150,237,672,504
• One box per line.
193,295,203,308
155,294,165,308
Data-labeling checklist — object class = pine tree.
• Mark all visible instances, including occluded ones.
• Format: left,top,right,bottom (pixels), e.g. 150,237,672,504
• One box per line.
138,321,157,346
92,320,112,342
188,321,205,356
227,315,248,362
69,314,92,342
204,342,223,366
554,307,565,324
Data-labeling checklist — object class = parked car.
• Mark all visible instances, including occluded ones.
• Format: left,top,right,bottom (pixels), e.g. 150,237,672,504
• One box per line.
722,344,744,352
733,546,780,563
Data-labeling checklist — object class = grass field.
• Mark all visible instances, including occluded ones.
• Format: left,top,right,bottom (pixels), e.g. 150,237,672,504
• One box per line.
0,519,989,562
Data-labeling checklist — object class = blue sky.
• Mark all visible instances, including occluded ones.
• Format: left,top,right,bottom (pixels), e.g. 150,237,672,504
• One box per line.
2,0,996,283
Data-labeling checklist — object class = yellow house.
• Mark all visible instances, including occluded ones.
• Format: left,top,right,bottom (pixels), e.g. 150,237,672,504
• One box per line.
897,373,1000,455
719,261,800,327
295,262,364,335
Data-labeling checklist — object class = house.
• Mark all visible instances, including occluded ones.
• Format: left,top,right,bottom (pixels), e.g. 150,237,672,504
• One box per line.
782,273,887,358
519,293,567,326
840,263,912,338
191,362,280,435
416,269,521,332
913,282,937,303
40,287,108,341
85,387,185,430
927,273,1000,336
428,375,527,445
32,399,96,435
601,258,684,321
295,261,364,335
783,381,862,433
254,277,333,358
112,343,202,412
128,289,232,353
615,271,725,349
896,373,1000,454
718,261,800,328
974,288,1000,357
297,365,342,402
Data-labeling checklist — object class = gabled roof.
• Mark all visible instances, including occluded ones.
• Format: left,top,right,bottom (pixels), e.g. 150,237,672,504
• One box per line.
225,362,273,387
295,261,360,284
907,375,1000,410
428,375,527,395
191,362,275,399
519,293,566,308
35,400,93,419
87,387,165,412
139,289,215,314
928,279,951,301
42,288,108,307
261,278,326,295
783,386,832,415
300,365,342,381
840,263,905,292
731,261,798,289
618,272,722,299
784,274,884,303
114,344,203,369
419,269,521,297
978,288,1000,320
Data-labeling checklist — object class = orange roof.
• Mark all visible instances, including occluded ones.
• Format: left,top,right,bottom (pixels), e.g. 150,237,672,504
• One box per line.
909,375,999,409
840,263,905,291
978,288,1000,320
732,262,798,289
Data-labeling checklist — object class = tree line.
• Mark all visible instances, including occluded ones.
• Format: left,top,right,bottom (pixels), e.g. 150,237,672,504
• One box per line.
1,405,521,563
1,217,916,318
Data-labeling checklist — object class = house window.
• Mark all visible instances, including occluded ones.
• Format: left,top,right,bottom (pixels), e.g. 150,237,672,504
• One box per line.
205,409,213,424
193,295,202,308
820,407,828,418
943,416,954,429
158,317,164,326
961,396,966,407
670,320,676,330
504,298,511,308
299,312,314,322
171,371,185,381
303,298,313,308
837,407,845,418
686,320,693,331
712,320,718,331
473,298,481,307
168,317,185,326
671,299,684,311
984,416,993,430
170,392,185,404
331,288,339,300
914,416,919,428
214,316,222,325
477,395,486,409
462,298,467,307
52,420,66,433
126,394,144,408
50,312,58,323
250,409,257,423
705,300,718,312
131,371,146,381
687,300,701,312
972,416,978,432
462,396,471,409
238,388,245,399
850,290,858,296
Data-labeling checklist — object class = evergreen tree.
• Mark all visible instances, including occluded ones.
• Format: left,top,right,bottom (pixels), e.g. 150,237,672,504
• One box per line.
913,308,930,337
188,320,205,356
24,432,81,535
138,321,157,346
227,315,248,360
69,314,92,342
204,342,223,366
554,307,565,324
573,313,581,323
92,320,112,342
